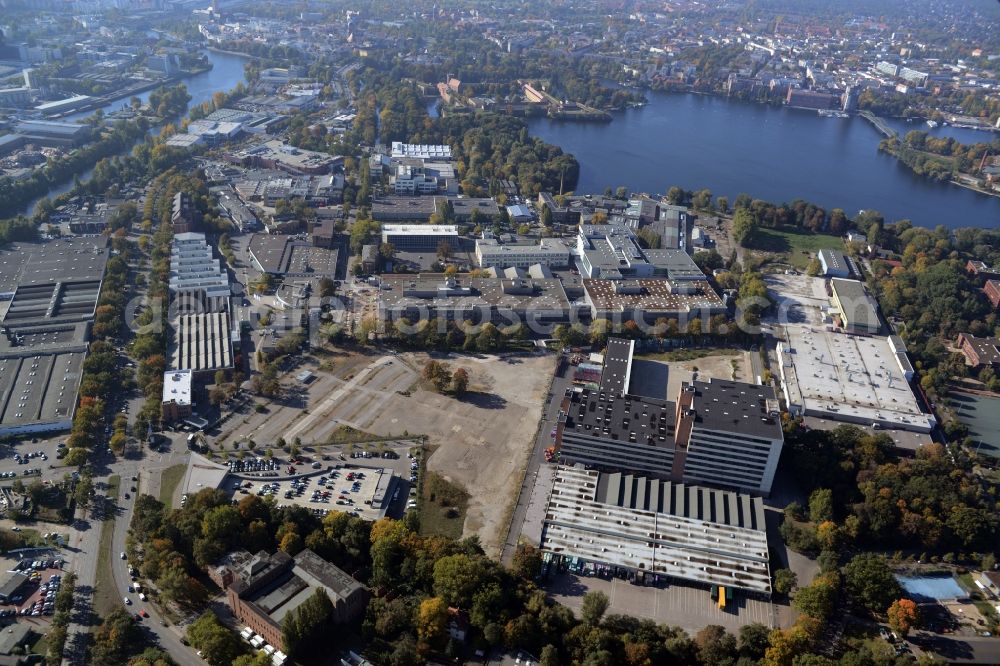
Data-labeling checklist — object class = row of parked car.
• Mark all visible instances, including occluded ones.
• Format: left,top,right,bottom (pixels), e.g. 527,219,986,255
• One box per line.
228,458,278,473
349,450,398,459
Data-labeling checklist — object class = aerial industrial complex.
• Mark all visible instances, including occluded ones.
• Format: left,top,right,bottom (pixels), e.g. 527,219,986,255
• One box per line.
553,338,784,495
770,272,933,434
541,465,772,594
0,237,109,436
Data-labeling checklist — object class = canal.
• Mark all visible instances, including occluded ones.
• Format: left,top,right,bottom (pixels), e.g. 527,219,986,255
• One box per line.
525,91,1000,230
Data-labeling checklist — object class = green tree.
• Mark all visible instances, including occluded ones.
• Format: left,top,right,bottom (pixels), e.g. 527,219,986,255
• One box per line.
844,554,901,615
540,644,560,666
91,608,143,665
318,277,337,298
451,368,470,395
417,596,449,645
475,322,502,352
732,208,758,247
232,653,272,666
437,239,453,261
74,474,94,512
433,554,492,608
792,572,840,622
580,590,610,626
282,588,334,657
541,204,553,227
738,623,771,661
589,319,611,346
187,612,245,666
66,447,90,467
695,625,737,666
808,488,834,523
773,568,798,596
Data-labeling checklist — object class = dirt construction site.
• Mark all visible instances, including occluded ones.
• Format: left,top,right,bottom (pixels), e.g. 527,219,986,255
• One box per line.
215,349,556,556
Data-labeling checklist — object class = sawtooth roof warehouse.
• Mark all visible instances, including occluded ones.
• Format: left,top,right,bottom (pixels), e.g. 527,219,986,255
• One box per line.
542,465,772,594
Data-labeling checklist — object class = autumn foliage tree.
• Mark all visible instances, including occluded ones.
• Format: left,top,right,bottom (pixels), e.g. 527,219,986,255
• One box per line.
451,368,470,395
887,598,919,637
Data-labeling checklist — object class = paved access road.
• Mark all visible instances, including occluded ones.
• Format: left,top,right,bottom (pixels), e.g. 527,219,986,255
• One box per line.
500,354,572,564
62,434,201,666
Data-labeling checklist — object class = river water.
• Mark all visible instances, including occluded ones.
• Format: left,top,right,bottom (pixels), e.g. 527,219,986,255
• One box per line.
526,91,1000,230
18,50,249,215
64,50,250,122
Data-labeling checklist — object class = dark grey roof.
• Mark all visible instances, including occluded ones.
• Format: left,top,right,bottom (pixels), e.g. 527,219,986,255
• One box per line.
561,385,676,451
0,573,29,599
248,234,338,276
686,379,782,440
293,549,365,599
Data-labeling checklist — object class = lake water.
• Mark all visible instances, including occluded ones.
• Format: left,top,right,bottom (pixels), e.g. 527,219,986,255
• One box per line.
18,50,249,215
526,92,1000,230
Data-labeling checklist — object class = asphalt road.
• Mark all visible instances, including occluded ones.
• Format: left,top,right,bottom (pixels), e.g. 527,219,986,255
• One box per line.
500,355,571,565
61,433,200,666
111,449,203,666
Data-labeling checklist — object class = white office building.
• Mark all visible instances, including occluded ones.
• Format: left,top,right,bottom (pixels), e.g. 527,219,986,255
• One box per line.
475,238,570,269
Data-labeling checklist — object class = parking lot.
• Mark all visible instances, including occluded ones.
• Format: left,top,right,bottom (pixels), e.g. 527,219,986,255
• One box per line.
0,557,65,621
545,572,779,635
221,448,419,521
0,436,67,480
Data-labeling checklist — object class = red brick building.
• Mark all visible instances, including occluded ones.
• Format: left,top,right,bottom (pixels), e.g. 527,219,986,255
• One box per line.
966,260,1000,281
985,280,1000,310
222,549,368,652
957,333,1000,369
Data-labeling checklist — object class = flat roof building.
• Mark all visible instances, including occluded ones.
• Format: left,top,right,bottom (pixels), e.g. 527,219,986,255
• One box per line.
818,249,850,278
0,333,87,437
0,621,31,656
247,234,339,277
34,94,91,114
830,278,880,334
554,339,784,495
378,274,572,327
777,328,933,432
449,197,500,222
229,140,340,175
0,236,109,304
0,572,31,603
958,333,1000,369
577,224,704,281
582,278,725,322
390,142,452,160
235,174,344,207
162,370,193,423
371,197,440,222
541,465,772,593
13,119,91,146
380,223,459,251
475,238,569,269
0,237,108,437
371,197,499,224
